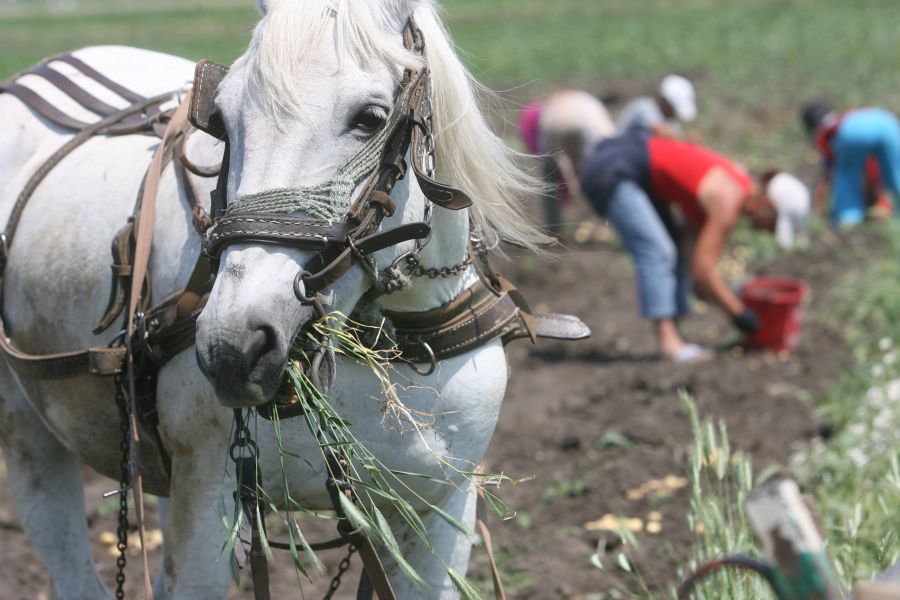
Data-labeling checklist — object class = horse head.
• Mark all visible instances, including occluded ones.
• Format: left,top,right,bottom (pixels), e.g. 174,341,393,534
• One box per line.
195,0,548,407
195,1,432,407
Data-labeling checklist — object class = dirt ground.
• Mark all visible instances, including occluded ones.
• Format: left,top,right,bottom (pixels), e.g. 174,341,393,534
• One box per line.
0,216,876,599
472,223,862,599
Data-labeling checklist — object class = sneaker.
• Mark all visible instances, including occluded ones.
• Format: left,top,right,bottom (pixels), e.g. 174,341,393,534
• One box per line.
671,343,714,364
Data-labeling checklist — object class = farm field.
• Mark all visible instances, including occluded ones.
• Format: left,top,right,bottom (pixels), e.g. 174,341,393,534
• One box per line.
0,1,898,599
0,225,885,599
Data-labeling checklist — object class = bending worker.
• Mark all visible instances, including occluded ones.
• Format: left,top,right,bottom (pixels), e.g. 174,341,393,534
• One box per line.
519,90,616,233
802,102,900,225
617,74,697,138
580,131,810,362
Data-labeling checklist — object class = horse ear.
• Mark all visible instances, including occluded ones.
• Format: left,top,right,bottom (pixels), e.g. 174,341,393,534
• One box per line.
255,0,267,15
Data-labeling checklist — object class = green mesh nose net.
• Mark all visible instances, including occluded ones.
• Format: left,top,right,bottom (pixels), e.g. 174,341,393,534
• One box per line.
224,123,392,223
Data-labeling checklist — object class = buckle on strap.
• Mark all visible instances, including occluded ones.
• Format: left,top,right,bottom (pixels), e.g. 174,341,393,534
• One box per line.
88,346,128,376
0,233,8,275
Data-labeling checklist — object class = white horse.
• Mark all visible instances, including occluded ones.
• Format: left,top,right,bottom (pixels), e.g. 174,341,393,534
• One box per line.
0,0,549,598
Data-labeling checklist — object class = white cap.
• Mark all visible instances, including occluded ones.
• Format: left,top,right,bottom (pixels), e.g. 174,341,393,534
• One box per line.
766,172,811,248
660,74,697,122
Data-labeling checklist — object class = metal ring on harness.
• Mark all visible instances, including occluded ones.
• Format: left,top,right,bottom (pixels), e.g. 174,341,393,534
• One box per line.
293,270,316,304
229,435,258,462
293,269,327,319
309,346,329,391
405,339,436,376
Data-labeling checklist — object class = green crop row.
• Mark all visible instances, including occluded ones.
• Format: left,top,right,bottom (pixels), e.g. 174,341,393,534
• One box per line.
671,223,900,599
4,0,900,177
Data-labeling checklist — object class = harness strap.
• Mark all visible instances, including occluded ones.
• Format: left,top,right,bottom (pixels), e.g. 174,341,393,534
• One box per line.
354,539,396,600
408,105,472,211
385,280,522,362
125,98,192,600
384,276,591,364
297,222,429,292
0,335,126,378
27,63,122,117
1,92,172,255
210,141,230,220
0,94,173,379
93,219,154,335
412,165,472,210
0,77,162,136
179,150,221,178
232,451,271,600
51,53,148,104
172,136,213,235
0,82,93,130
206,215,350,255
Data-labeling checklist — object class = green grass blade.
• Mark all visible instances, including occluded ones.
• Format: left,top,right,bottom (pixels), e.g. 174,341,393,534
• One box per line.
254,502,274,561
337,494,377,541
483,489,516,520
284,520,311,578
428,502,471,536
447,566,481,600
372,506,426,589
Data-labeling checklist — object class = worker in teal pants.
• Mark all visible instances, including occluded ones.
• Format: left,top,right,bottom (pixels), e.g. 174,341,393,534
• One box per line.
802,103,900,225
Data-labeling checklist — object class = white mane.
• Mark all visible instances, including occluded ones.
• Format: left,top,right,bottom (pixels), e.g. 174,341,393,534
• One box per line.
246,0,550,250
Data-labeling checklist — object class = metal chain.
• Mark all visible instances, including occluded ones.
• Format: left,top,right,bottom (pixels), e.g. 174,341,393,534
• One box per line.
322,544,357,600
404,252,472,279
113,377,130,600
470,235,487,258
398,94,478,282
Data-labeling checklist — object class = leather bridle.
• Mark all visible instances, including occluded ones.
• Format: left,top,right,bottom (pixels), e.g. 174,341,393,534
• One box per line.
191,17,472,306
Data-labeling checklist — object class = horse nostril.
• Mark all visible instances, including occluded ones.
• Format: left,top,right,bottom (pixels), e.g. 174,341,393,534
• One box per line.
242,323,282,372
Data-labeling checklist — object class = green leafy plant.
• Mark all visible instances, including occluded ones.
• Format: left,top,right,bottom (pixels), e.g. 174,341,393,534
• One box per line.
677,394,776,600
791,221,900,587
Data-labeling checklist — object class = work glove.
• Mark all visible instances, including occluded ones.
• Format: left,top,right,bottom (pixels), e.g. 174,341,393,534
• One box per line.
732,308,760,334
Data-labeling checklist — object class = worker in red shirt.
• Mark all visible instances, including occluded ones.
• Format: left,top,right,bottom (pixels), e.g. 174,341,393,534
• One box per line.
801,102,898,224
580,131,810,362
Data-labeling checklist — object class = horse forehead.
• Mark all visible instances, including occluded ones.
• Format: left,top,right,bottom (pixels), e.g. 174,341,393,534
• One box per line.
284,46,401,94
223,9,407,100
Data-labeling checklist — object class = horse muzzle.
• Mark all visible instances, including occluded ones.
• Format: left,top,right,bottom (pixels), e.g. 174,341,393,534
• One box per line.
195,305,332,408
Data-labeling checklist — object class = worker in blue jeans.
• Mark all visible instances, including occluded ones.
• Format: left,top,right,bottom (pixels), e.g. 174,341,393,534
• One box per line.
581,132,810,362
802,103,900,225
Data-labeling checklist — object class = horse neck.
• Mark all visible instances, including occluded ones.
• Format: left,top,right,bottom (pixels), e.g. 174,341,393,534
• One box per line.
378,201,476,313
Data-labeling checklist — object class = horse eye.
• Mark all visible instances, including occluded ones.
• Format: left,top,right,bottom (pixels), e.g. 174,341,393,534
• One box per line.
352,106,388,134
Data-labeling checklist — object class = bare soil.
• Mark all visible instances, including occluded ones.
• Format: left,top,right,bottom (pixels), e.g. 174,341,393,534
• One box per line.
0,221,876,599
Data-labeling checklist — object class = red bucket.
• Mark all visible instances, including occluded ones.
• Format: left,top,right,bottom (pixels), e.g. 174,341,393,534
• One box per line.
740,276,810,352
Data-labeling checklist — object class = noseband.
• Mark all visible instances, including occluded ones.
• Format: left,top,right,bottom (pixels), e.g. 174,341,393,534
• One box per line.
191,17,472,300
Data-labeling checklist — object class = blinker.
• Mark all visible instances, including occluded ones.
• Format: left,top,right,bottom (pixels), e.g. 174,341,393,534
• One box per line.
189,60,228,140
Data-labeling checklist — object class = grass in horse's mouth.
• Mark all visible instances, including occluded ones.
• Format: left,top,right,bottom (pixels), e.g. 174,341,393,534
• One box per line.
274,314,401,411
277,314,433,432
242,312,516,598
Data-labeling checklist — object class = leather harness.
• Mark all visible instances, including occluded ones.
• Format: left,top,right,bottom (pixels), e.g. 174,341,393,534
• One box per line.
0,19,589,600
